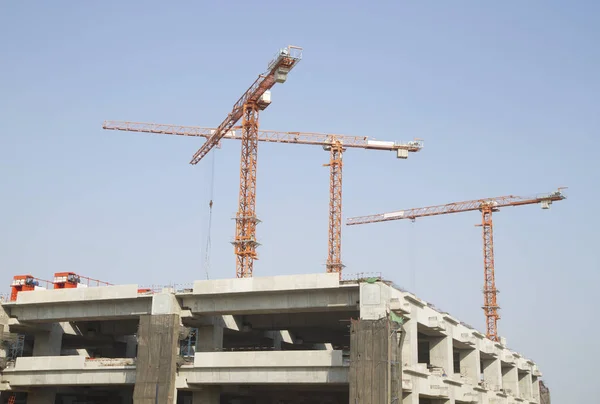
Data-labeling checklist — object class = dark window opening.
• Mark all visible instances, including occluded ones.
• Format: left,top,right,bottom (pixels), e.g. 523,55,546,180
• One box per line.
417,333,430,365
453,349,461,374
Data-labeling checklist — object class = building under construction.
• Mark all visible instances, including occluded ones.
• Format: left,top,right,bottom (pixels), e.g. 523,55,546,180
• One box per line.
1,43,556,404
0,272,546,404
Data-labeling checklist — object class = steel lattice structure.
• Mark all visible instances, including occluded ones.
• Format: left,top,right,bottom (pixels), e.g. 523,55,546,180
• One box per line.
346,188,567,341
103,120,423,277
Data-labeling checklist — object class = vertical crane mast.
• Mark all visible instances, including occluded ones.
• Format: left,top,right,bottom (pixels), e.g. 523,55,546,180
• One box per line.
346,189,566,341
189,46,302,278
235,103,261,277
324,141,345,274
102,121,424,278
479,203,499,341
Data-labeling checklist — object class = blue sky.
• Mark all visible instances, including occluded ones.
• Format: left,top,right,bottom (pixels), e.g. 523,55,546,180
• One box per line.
1,1,597,401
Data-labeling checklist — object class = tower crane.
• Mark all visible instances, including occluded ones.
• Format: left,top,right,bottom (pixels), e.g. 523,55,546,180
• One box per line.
102,120,424,276
106,46,302,278
346,188,566,341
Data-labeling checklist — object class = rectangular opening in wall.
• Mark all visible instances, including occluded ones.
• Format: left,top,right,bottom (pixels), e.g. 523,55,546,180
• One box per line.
453,349,461,374
417,332,430,365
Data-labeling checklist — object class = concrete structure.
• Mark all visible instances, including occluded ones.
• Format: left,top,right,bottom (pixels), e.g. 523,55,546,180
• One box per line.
0,273,544,404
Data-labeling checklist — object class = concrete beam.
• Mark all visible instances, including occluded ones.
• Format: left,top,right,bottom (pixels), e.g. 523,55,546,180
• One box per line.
182,288,359,315
193,351,344,368
192,273,342,295
3,356,136,386
7,298,152,323
239,311,358,330
181,367,348,385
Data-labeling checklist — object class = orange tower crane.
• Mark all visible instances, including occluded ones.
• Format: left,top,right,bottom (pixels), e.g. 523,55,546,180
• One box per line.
102,121,424,275
346,188,567,341
107,46,302,278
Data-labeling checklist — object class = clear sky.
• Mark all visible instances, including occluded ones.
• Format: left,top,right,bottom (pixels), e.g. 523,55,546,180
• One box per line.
1,1,597,401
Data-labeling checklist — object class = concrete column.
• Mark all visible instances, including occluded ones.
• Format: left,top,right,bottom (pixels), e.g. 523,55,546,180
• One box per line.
501,365,519,397
402,392,419,404
125,335,138,358
0,304,9,360
459,348,480,384
33,323,63,356
196,325,223,352
519,371,533,400
27,388,56,404
133,292,182,404
430,335,452,375
192,387,220,403
401,318,418,367
482,357,502,392
265,330,282,350
532,376,540,402
313,342,334,350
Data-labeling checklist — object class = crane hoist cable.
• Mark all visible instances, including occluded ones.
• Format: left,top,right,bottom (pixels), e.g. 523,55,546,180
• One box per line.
203,149,216,280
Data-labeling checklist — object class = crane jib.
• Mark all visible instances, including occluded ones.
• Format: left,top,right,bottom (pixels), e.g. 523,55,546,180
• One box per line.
189,47,303,165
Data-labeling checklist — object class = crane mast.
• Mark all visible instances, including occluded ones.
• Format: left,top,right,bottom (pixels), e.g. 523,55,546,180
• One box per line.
103,121,423,277
107,46,302,278
324,141,345,274
480,203,499,341
346,188,566,341
228,46,302,278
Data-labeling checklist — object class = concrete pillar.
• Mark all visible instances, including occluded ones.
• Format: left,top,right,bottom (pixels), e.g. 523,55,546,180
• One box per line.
458,348,480,384
430,335,452,375
27,388,56,404
125,335,138,358
192,387,220,403
196,325,223,352
532,375,540,402
401,318,418,367
501,365,519,397
482,357,502,392
133,314,180,404
133,292,182,404
0,304,9,360
33,323,63,356
313,342,334,350
519,371,533,400
265,330,282,350
402,392,419,404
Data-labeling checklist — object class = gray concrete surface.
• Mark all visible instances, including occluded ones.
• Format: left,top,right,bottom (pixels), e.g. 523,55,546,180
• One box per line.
0,272,544,404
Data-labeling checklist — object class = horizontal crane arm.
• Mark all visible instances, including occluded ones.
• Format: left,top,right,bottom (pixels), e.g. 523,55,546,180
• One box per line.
102,120,424,152
189,45,303,165
346,189,567,225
